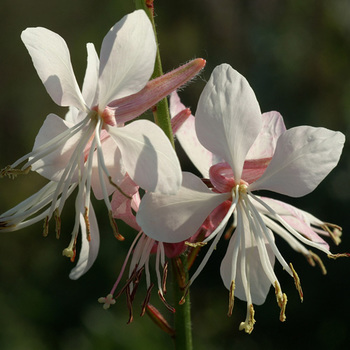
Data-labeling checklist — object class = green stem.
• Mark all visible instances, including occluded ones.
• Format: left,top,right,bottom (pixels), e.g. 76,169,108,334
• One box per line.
135,2,193,349
171,255,193,350
135,0,175,147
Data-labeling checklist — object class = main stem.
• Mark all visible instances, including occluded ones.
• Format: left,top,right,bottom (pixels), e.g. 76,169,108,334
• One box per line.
135,1,193,349
135,0,175,148
171,255,193,349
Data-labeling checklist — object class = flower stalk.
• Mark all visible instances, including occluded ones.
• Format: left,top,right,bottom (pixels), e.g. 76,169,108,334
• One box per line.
135,0,175,147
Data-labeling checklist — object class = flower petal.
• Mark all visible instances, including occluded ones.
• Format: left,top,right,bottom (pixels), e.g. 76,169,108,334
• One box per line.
246,111,286,160
90,134,125,200
21,27,87,111
30,114,81,181
137,172,230,243
195,64,262,181
82,43,100,109
170,92,218,177
220,224,275,305
250,126,345,197
106,120,182,194
69,203,100,280
98,10,156,109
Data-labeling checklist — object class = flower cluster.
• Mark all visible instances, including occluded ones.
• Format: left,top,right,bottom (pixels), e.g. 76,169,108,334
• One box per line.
0,9,347,334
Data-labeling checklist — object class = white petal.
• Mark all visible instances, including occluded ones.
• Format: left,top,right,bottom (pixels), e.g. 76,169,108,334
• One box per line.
69,204,100,279
170,92,217,177
246,111,286,160
91,136,125,200
137,172,230,243
250,126,345,197
106,120,182,194
98,10,156,108
31,114,81,181
21,27,87,111
220,228,275,305
82,43,100,108
195,64,262,181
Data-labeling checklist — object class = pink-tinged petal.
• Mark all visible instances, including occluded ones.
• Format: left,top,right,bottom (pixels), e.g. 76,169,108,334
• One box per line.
246,111,286,160
250,126,345,197
30,114,81,181
136,172,230,243
21,28,87,111
220,223,275,305
90,134,125,200
170,92,217,178
260,197,330,248
108,59,206,124
111,174,141,231
98,10,156,109
241,157,272,184
106,120,182,194
69,203,100,280
82,43,99,108
195,64,262,181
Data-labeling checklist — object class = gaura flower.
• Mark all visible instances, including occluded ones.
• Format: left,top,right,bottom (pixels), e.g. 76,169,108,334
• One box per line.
0,10,205,279
98,111,202,320
137,64,346,333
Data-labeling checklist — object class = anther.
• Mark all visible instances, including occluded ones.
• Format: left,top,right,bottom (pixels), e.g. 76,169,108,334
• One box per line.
109,210,125,241
141,283,154,317
305,250,327,275
274,282,287,322
228,280,235,317
109,176,132,199
83,207,91,242
54,209,61,239
0,165,31,179
239,304,256,334
185,241,207,248
289,263,303,302
43,216,49,237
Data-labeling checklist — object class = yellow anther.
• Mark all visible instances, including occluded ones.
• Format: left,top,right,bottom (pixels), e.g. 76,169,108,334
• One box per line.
239,304,256,334
185,241,207,248
289,263,303,302
305,250,327,275
274,281,287,322
43,216,49,237
109,210,125,241
228,280,235,317
54,209,61,239
83,207,91,242
0,165,31,179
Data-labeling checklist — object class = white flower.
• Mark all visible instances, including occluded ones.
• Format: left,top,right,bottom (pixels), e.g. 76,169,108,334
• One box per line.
0,10,185,279
137,64,346,332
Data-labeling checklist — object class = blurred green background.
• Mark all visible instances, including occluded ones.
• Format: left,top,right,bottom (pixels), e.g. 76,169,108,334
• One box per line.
1,0,350,349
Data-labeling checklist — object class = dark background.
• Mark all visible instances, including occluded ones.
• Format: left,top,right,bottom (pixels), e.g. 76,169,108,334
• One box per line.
0,0,350,349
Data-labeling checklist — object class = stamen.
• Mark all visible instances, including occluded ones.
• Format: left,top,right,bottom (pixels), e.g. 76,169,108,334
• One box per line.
158,290,176,313
54,209,61,239
141,283,154,317
43,216,49,237
305,250,327,275
0,165,31,179
274,282,287,322
109,210,124,241
289,263,303,302
162,261,169,295
98,293,116,310
328,252,350,259
322,223,342,245
185,241,207,248
126,285,134,324
228,280,235,317
239,304,256,334
109,176,132,199
83,206,91,242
